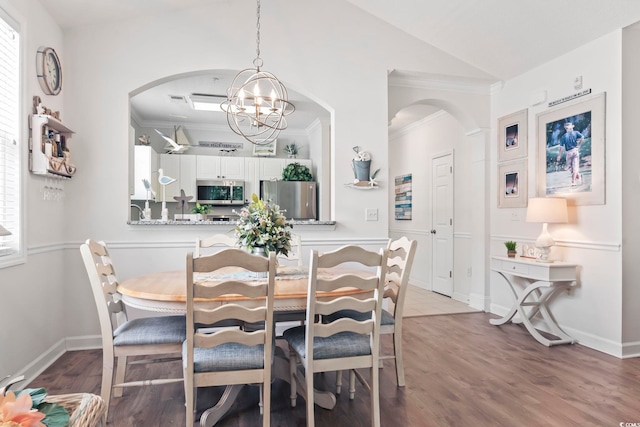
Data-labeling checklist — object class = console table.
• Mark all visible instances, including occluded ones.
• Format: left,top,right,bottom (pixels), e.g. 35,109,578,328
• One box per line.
490,256,578,346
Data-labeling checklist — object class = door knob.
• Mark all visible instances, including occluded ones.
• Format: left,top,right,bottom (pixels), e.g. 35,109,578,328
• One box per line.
430,229,436,234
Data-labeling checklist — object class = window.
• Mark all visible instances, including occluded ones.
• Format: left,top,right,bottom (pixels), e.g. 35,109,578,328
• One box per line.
0,6,21,266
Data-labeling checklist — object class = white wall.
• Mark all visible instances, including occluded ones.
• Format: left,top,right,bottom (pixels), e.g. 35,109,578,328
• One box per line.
491,31,625,356
0,0,494,381
389,111,474,301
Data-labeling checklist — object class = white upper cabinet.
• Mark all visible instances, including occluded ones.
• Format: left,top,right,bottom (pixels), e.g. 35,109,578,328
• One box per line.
159,154,197,202
259,158,286,181
196,156,245,180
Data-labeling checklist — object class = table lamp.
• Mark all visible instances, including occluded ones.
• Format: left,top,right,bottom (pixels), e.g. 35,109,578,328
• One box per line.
525,197,568,263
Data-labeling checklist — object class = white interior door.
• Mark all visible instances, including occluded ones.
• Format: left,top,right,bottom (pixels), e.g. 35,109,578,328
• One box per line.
431,152,454,296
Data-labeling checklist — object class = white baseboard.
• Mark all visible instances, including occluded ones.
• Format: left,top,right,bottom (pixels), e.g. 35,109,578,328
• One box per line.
14,335,101,388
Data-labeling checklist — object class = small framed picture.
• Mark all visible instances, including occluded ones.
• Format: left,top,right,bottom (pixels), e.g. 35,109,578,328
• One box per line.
498,159,528,208
498,109,528,162
252,139,277,156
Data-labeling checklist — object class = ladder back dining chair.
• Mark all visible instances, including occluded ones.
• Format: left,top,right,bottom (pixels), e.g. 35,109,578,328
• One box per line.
79,239,185,423
194,233,237,257
183,248,276,427
330,236,418,392
283,245,388,427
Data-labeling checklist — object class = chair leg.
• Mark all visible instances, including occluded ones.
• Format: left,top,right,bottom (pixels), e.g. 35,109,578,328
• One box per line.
349,370,356,400
370,366,380,427
113,355,127,398
262,378,271,427
184,367,195,426
100,356,114,423
393,331,405,387
305,367,315,427
288,349,297,407
335,370,342,395
259,384,264,415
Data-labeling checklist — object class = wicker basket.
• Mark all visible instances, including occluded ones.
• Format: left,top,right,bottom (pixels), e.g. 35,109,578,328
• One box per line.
45,393,106,427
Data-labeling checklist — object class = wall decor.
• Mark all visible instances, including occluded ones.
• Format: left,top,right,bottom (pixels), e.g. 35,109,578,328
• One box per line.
498,159,527,208
394,174,412,220
252,139,277,156
498,109,528,162
536,92,605,205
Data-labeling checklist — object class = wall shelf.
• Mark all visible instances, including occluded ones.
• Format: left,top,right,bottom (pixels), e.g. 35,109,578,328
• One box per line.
29,114,77,178
345,182,379,190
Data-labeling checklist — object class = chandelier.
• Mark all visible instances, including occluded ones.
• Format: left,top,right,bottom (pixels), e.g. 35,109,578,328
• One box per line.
223,0,295,145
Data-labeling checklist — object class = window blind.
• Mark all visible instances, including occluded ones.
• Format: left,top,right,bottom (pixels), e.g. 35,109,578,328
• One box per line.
0,9,20,258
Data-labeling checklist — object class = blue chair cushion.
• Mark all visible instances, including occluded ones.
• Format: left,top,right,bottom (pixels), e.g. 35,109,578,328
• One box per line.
182,341,265,372
113,315,186,346
283,326,371,359
324,309,395,326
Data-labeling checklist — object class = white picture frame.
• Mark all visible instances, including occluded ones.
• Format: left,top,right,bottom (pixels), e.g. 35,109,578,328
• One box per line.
252,139,277,156
498,109,528,162
498,159,528,208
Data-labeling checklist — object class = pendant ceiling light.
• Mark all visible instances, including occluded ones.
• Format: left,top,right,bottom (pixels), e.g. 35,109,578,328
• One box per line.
223,0,295,145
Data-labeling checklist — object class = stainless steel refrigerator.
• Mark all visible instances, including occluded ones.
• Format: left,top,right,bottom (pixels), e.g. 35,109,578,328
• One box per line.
260,181,317,220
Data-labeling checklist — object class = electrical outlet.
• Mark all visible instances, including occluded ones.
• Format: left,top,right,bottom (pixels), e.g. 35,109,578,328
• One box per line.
365,208,378,221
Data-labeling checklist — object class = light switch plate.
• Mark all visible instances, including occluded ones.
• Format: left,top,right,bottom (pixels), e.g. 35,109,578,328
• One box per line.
365,208,378,221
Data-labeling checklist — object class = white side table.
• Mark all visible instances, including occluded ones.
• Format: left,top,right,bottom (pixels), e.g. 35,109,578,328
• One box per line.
490,256,578,346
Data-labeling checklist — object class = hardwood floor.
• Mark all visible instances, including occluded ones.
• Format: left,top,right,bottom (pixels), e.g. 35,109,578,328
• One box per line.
30,313,640,426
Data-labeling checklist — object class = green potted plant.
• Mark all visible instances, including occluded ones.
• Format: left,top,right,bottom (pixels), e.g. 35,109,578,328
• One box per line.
191,202,211,220
235,193,293,256
283,142,300,159
282,162,313,181
504,241,517,258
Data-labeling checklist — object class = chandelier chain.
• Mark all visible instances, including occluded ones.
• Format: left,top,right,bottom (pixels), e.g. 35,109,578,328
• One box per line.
254,0,262,69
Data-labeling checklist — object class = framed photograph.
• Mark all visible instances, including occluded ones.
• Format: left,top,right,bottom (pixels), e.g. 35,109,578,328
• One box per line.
252,139,277,156
498,109,528,162
536,92,605,205
498,159,527,208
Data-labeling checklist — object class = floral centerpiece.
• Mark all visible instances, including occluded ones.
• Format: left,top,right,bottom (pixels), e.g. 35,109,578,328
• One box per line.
1,376,69,427
235,193,293,256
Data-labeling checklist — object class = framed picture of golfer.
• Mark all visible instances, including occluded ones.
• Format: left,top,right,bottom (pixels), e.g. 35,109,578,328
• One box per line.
498,109,528,162
536,92,605,205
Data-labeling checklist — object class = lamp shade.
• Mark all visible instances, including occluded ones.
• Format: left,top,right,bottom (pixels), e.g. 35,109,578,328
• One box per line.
0,224,11,236
525,198,568,224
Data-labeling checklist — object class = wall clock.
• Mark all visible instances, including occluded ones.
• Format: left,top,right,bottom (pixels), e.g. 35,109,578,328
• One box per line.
36,46,62,96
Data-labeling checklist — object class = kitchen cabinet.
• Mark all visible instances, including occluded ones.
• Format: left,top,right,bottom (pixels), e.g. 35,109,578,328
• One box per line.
196,156,245,180
258,158,286,181
159,154,197,202
244,157,260,201
132,145,159,200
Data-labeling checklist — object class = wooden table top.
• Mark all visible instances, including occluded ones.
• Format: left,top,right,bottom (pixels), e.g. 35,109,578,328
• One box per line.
118,266,372,304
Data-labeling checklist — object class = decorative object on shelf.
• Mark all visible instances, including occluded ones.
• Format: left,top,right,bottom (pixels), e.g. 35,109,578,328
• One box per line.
282,162,313,181
520,244,540,259
174,189,194,221
29,113,76,178
36,46,62,96
283,142,299,158
504,241,517,258
138,134,150,145
525,197,568,263
157,168,176,222
141,178,156,220
252,138,277,156
351,146,380,185
154,127,190,154
0,375,70,426
235,193,292,256
222,0,295,146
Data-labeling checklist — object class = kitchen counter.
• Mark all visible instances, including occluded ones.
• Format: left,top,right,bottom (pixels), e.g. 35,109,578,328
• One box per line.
128,219,336,226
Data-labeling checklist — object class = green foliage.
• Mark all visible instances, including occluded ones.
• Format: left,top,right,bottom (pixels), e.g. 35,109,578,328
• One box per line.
282,162,313,181
191,202,211,215
15,388,70,427
283,142,299,156
504,241,517,251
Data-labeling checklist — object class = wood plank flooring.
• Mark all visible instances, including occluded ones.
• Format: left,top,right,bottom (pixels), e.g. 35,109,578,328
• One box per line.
399,286,480,317
30,313,640,426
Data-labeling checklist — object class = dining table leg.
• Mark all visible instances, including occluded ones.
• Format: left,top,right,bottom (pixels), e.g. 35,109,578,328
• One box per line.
272,347,336,409
199,384,244,427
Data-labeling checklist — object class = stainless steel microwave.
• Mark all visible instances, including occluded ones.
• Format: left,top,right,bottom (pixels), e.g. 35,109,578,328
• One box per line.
196,180,244,205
